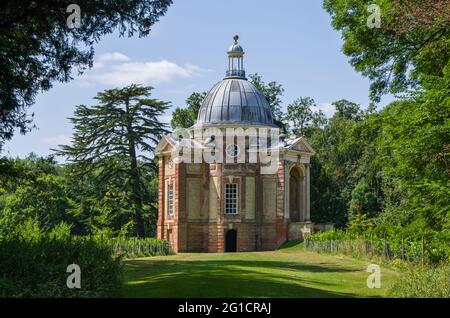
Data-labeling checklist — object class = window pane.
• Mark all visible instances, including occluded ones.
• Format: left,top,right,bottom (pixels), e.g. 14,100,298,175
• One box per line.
224,183,238,214
168,184,174,216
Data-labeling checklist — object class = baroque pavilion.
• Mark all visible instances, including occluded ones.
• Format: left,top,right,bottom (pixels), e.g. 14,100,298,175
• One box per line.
155,35,316,252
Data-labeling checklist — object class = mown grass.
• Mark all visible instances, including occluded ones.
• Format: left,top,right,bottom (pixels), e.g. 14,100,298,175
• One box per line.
122,241,399,298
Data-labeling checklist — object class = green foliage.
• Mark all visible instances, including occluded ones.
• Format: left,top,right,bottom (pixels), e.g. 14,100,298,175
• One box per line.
0,174,74,232
49,221,73,240
333,99,367,121
0,220,122,297
285,97,327,137
306,228,450,264
374,64,450,233
308,100,369,225
323,0,449,102
248,73,286,131
57,85,169,237
0,153,60,192
171,92,207,129
349,178,379,218
389,264,450,298
347,212,373,235
0,151,160,239
318,0,449,237
65,159,159,237
308,64,449,239
0,219,171,297
108,237,173,258
0,0,173,149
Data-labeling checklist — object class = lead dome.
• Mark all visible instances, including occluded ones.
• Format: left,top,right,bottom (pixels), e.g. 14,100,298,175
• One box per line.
196,35,275,127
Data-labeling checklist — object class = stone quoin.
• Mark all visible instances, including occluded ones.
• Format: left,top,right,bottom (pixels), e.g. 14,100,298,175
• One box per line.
155,35,319,253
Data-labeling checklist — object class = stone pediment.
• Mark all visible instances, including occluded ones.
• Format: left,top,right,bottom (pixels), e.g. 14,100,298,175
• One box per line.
155,134,204,156
284,136,315,154
155,135,175,155
291,142,308,152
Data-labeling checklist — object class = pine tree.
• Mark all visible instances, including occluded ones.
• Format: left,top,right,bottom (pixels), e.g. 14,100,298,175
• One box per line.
57,85,169,237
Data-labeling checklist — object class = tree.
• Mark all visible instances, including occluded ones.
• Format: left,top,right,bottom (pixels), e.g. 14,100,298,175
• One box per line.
57,85,169,237
322,0,450,240
0,153,59,193
333,99,364,121
0,154,80,234
171,92,207,129
248,73,286,130
349,178,379,219
374,65,450,233
285,97,326,137
308,98,371,225
323,0,449,102
347,212,373,235
0,0,172,150
0,174,74,233
64,157,159,236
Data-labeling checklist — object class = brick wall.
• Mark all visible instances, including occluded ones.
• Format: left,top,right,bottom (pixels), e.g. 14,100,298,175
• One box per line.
157,159,292,252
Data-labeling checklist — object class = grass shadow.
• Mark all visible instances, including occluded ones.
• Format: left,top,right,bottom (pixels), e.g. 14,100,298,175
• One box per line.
122,257,374,298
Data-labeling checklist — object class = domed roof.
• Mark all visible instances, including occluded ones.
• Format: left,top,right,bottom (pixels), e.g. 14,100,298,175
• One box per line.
227,34,244,56
228,43,244,53
196,78,275,126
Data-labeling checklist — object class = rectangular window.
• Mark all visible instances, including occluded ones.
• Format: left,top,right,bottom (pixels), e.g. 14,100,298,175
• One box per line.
168,184,174,216
224,183,238,215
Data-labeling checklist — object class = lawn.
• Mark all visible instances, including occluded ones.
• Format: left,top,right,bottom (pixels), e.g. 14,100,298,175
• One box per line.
122,243,399,298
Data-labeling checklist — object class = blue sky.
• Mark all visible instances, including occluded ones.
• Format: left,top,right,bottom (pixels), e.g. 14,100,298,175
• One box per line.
5,0,393,158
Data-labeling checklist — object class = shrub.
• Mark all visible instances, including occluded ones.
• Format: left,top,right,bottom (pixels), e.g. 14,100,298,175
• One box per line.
0,218,172,297
107,236,173,258
389,264,450,298
0,220,122,297
347,213,373,235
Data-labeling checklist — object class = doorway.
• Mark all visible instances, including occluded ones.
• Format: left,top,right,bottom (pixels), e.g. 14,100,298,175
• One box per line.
225,229,237,252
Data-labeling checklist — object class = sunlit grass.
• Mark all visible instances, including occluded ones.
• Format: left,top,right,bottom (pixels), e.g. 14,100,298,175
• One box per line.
122,242,399,298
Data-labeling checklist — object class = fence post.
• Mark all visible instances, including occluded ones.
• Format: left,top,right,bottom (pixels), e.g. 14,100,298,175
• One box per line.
401,235,404,261
421,236,424,267
364,238,367,257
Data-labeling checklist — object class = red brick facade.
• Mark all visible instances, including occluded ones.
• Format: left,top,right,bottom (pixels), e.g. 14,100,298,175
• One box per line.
157,156,295,253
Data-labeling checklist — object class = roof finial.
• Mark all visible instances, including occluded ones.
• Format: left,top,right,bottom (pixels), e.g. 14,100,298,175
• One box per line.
226,34,245,79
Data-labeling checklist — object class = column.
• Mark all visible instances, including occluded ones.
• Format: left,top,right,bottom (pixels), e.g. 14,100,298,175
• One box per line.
299,173,305,221
284,162,290,221
305,163,310,221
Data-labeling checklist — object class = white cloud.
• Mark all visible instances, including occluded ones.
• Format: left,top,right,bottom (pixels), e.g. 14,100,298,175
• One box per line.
41,134,71,146
93,52,131,69
317,102,335,118
97,52,130,63
79,52,209,86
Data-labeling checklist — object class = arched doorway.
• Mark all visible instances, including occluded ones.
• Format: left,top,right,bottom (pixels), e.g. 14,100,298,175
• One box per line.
225,229,237,252
289,166,304,222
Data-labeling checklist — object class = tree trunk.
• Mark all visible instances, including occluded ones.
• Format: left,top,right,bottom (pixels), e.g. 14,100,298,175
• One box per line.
129,143,146,238
125,99,145,238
